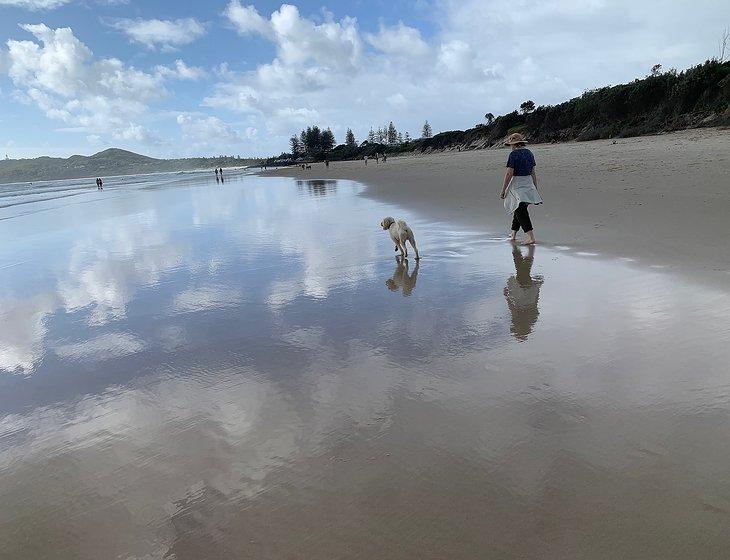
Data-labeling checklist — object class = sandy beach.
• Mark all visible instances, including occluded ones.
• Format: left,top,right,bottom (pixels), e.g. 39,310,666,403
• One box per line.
264,128,730,286
2,170,730,558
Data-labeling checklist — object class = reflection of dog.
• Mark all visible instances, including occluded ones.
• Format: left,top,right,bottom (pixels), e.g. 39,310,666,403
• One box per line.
386,259,419,296
380,217,420,260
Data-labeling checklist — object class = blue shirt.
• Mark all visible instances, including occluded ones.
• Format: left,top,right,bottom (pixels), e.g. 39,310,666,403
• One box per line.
506,148,536,176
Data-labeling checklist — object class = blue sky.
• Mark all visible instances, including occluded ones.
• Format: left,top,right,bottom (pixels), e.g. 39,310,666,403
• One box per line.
0,0,727,158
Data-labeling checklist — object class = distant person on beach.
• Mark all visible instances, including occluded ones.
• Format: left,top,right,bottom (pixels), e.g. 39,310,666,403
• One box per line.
375,152,379,164
325,159,329,168
382,153,387,163
96,178,103,190
364,155,368,166
500,132,542,245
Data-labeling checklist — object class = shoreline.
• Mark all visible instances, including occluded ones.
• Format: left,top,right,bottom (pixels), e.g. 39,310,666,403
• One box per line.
262,128,730,289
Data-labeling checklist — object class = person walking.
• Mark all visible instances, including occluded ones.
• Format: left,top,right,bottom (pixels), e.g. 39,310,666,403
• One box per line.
500,133,542,245
364,155,368,166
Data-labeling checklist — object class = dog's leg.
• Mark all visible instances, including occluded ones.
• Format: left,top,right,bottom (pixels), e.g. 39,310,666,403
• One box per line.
398,242,407,258
409,237,420,260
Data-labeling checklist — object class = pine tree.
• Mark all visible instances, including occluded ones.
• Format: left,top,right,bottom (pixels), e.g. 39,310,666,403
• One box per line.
321,128,335,152
368,128,376,143
404,131,411,143
345,128,357,149
397,132,403,144
422,121,433,139
290,135,301,157
387,121,398,145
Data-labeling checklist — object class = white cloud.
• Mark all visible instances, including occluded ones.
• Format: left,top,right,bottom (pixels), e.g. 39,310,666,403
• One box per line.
224,2,362,72
155,59,207,81
108,18,206,50
4,24,164,144
365,22,429,57
437,40,479,79
0,0,70,9
224,0,272,37
203,83,261,113
176,113,245,150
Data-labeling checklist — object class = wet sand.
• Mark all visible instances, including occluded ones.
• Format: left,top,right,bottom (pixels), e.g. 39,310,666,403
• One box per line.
1,173,730,559
264,128,730,286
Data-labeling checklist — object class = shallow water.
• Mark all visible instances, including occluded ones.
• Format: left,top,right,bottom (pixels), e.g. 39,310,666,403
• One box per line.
1,173,730,559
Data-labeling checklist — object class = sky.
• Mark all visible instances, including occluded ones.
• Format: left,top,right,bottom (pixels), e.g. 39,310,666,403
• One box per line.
0,0,728,159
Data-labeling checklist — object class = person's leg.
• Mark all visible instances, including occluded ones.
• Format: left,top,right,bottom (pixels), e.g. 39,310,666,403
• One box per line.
515,203,536,245
509,212,520,241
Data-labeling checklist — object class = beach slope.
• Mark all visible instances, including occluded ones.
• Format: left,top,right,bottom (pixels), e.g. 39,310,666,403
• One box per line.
264,128,730,284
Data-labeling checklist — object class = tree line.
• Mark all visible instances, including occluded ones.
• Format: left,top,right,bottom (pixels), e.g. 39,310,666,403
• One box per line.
287,120,434,160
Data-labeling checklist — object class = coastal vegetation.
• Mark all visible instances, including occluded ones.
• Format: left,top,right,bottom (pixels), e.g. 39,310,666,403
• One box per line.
268,59,730,165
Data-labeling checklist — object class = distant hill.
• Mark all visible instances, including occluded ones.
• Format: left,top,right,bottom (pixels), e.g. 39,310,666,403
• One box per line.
0,148,261,183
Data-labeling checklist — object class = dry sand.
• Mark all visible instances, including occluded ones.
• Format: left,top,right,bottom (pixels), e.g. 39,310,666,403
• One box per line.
264,128,730,286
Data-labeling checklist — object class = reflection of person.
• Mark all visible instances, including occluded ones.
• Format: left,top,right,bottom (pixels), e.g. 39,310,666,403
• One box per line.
503,244,543,341
500,132,542,245
386,259,419,297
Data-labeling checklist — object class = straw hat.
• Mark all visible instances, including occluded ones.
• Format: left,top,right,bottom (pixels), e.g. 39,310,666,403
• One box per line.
504,132,528,146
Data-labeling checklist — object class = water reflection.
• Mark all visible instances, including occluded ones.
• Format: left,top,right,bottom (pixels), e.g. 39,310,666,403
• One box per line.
503,244,543,341
296,179,337,196
2,174,730,559
386,258,419,296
